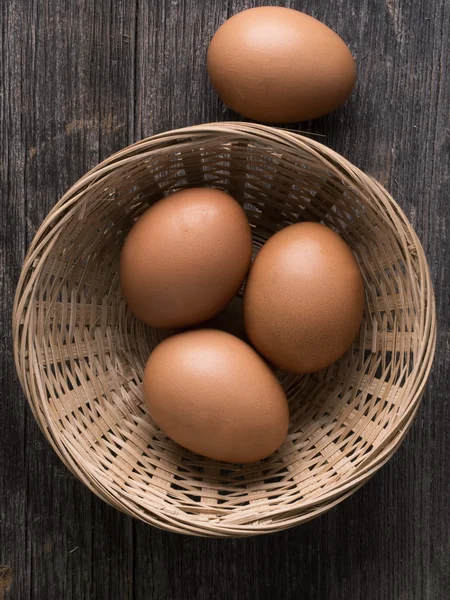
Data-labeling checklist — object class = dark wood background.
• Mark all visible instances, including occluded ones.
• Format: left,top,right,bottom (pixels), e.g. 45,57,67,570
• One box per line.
1,1,449,598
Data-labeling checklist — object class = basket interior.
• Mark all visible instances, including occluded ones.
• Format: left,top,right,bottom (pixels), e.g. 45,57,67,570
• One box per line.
19,132,428,534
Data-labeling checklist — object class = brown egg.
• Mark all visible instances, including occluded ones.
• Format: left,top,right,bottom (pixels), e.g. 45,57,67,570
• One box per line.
143,330,289,463
120,188,252,328
244,222,364,373
207,7,356,123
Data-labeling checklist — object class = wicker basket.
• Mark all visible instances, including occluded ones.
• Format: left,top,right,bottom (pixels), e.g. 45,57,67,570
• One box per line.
13,123,436,537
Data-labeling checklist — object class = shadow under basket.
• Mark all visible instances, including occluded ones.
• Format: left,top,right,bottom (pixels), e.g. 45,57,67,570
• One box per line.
13,123,436,537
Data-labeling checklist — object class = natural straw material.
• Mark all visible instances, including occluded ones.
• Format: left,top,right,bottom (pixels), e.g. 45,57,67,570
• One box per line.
13,123,436,537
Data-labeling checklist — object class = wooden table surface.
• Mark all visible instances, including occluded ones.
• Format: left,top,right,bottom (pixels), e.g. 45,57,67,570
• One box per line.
1,1,449,598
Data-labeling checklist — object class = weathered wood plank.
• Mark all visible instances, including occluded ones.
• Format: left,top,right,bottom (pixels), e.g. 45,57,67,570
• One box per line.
1,1,31,597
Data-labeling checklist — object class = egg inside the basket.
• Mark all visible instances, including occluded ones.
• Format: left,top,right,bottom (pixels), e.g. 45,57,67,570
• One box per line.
120,187,252,329
244,222,365,373
13,125,434,535
143,329,289,463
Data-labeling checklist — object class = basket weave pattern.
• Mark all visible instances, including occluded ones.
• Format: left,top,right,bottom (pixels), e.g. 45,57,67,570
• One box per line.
13,123,436,536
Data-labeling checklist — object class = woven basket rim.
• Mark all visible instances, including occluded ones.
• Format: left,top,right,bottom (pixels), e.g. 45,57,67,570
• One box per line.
12,122,436,536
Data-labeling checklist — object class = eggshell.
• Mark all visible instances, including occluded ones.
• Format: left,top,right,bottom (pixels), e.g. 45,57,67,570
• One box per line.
207,7,356,123
120,188,252,328
143,329,289,463
243,222,364,373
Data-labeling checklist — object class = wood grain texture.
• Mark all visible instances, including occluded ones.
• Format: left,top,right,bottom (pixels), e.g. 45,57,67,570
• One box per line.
1,0,449,598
